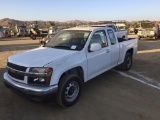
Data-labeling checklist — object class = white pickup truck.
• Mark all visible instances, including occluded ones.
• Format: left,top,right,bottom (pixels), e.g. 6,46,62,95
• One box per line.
4,27,138,107
92,24,128,39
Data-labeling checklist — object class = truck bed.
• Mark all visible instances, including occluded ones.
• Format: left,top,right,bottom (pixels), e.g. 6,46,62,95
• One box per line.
118,38,136,42
117,38,138,65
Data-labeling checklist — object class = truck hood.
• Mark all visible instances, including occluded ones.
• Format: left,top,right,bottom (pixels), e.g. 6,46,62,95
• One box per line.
8,47,78,67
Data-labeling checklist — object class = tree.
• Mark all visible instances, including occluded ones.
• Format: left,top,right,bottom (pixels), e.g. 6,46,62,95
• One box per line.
132,23,140,28
49,21,55,26
140,20,150,23
39,24,50,29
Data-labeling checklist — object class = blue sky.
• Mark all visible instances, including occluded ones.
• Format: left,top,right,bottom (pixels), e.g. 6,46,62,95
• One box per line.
0,0,159,21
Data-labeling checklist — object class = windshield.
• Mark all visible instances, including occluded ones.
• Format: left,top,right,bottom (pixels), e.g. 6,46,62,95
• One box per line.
45,30,90,51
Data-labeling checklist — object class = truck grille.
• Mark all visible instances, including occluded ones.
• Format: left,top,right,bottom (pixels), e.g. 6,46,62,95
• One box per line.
7,62,27,80
7,62,27,72
8,70,24,80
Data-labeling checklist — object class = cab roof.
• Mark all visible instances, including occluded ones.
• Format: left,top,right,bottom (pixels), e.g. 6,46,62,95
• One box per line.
65,26,110,31
91,24,115,27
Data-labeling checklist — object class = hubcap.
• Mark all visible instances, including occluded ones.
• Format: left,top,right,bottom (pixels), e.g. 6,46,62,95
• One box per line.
65,81,79,102
126,56,131,68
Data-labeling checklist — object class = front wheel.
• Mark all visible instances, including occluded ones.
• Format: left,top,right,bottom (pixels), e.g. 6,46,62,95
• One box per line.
30,35,36,40
56,74,82,107
120,53,132,71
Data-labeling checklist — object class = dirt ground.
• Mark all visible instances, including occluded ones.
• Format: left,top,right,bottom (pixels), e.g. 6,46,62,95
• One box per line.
0,35,160,120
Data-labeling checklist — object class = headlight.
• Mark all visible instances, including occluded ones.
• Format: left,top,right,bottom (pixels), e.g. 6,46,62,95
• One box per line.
28,67,53,85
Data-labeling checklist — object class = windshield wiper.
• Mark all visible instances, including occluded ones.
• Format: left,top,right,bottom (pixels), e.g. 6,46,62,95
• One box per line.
53,45,71,49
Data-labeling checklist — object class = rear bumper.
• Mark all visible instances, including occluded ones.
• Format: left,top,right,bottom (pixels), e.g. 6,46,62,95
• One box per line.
138,34,154,37
4,72,58,97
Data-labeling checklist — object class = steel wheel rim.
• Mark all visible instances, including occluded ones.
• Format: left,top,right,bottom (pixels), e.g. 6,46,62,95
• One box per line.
65,81,79,102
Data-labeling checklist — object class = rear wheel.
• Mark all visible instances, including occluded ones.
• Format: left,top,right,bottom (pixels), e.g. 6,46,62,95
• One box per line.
56,74,82,107
138,36,141,40
120,53,132,71
30,35,36,40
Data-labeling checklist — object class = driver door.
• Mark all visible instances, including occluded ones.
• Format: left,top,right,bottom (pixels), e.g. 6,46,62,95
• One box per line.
87,30,111,79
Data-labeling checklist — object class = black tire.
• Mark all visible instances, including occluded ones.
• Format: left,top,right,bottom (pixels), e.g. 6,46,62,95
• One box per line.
138,36,141,40
30,35,36,40
56,74,82,107
120,53,132,71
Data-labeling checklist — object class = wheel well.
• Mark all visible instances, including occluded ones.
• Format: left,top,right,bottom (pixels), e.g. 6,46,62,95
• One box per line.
127,48,133,56
60,67,84,83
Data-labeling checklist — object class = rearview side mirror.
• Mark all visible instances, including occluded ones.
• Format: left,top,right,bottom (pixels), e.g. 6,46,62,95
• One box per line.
90,43,102,52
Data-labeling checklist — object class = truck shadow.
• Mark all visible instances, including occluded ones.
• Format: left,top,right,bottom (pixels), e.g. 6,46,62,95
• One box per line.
29,70,114,106
18,70,117,108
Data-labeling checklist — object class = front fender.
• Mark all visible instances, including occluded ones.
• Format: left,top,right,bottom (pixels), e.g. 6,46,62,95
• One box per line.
45,52,87,85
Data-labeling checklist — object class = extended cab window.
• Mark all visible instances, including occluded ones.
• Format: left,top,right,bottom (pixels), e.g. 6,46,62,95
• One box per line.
107,29,117,45
90,30,108,47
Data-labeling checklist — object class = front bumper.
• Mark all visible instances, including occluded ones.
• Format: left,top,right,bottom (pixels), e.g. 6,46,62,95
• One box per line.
4,72,58,97
138,34,154,37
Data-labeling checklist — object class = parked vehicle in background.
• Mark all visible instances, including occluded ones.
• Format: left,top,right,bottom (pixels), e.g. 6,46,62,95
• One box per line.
128,26,134,33
4,30,11,37
48,26,61,35
0,27,13,38
0,26,4,38
137,22,159,40
15,25,29,37
134,28,138,34
91,24,128,39
29,24,48,40
115,23,126,31
39,34,53,47
4,26,138,107
40,26,64,47
155,22,160,37
0,31,3,38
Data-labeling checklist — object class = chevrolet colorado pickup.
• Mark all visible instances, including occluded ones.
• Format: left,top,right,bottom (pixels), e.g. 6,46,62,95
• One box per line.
4,27,138,107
